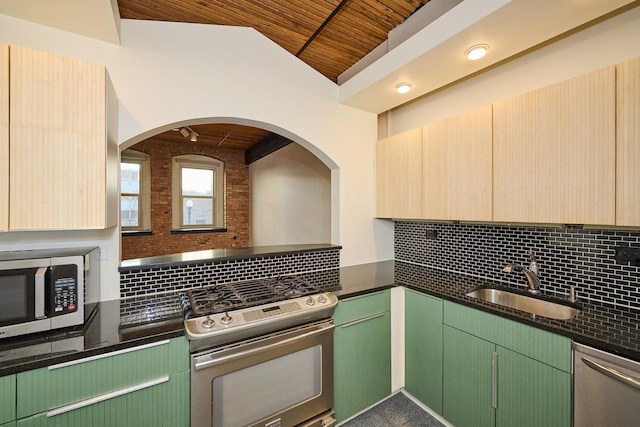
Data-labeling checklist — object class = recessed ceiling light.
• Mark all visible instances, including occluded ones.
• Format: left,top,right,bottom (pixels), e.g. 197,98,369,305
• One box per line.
465,44,489,61
395,82,412,94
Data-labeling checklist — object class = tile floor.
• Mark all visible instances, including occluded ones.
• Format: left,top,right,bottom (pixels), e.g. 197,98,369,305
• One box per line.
340,392,447,427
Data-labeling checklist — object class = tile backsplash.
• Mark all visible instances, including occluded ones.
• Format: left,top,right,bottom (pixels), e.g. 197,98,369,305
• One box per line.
120,248,340,299
395,222,640,310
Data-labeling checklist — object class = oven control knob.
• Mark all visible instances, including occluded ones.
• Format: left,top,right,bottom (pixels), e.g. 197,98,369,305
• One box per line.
306,296,315,306
221,312,233,325
317,295,327,304
202,316,215,329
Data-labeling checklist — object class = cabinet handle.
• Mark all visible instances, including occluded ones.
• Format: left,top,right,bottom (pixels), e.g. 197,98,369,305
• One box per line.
582,357,640,390
48,339,170,370
35,267,48,319
46,376,169,417
491,352,498,409
339,312,386,329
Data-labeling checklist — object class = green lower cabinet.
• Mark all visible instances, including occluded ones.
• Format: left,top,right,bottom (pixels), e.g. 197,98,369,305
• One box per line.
333,291,391,423
443,322,572,427
404,289,443,414
15,371,189,427
496,346,571,427
443,325,495,427
14,337,190,427
0,374,16,424
1,422,17,427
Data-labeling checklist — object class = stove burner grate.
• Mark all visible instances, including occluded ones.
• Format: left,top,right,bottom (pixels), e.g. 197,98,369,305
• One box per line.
187,276,319,316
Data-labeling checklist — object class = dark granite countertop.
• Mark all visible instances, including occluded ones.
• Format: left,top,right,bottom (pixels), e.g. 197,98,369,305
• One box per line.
2,258,638,376
0,295,185,377
394,261,640,363
119,244,342,272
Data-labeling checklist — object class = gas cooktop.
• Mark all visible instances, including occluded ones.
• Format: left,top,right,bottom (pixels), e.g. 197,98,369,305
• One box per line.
185,276,322,317
183,276,338,352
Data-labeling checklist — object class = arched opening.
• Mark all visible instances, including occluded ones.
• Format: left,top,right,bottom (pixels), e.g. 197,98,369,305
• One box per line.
119,119,338,260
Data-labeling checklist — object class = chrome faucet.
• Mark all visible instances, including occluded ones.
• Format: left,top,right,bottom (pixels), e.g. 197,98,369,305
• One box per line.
502,263,541,294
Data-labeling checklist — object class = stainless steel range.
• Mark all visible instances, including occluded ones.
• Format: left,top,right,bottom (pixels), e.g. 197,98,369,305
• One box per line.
183,276,339,427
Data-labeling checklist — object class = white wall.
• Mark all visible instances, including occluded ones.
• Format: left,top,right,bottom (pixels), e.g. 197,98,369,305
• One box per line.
387,7,640,134
0,16,393,301
249,144,331,246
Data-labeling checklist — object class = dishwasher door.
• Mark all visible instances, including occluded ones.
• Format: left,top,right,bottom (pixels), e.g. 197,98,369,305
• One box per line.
573,342,640,427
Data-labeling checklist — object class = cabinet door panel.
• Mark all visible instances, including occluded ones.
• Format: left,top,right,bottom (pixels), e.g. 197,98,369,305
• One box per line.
376,128,423,218
493,66,615,224
443,325,495,427
334,310,391,422
423,105,492,221
496,346,571,427
0,374,16,424
9,46,108,230
616,57,640,225
405,289,442,414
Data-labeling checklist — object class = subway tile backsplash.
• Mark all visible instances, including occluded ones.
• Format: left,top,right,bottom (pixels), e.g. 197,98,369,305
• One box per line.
395,222,640,309
120,249,340,299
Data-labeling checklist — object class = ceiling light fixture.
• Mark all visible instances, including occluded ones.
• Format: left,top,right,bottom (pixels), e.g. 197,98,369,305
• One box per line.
395,82,412,94
465,44,489,61
175,126,199,142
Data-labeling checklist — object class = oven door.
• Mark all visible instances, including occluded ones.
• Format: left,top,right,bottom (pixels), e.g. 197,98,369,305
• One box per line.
191,319,334,427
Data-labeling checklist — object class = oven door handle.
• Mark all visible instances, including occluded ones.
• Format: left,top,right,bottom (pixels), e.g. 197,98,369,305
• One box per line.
194,323,334,371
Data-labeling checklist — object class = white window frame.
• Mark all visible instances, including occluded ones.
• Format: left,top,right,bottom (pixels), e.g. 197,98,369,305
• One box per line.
171,154,225,230
120,149,151,231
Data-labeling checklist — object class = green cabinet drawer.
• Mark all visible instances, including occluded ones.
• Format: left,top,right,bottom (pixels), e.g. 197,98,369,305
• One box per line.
443,301,571,372
0,375,16,424
334,290,390,326
16,337,188,418
15,371,189,427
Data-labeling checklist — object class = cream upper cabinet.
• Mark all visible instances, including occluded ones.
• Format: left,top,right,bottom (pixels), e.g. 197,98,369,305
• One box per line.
616,57,640,226
376,127,423,219
493,67,616,225
423,105,493,221
0,43,8,231
8,45,118,230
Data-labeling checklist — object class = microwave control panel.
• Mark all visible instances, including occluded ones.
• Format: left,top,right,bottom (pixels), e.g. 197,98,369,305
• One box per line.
48,265,78,316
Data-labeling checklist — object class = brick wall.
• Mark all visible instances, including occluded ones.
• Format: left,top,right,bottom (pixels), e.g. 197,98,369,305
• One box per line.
121,135,250,260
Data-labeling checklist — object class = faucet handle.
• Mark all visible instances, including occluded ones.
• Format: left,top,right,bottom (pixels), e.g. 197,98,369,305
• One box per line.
529,251,539,276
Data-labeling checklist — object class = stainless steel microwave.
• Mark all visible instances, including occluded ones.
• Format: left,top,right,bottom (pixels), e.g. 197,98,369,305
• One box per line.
0,247,100,340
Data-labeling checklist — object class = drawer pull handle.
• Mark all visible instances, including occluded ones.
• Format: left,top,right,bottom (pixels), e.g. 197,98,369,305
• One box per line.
46,376,169,417
48,340,170,370
340,312,386,329
491,352,498,409
582,357,640,390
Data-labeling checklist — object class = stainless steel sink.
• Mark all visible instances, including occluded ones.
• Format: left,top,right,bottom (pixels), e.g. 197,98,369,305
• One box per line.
465,287,581,320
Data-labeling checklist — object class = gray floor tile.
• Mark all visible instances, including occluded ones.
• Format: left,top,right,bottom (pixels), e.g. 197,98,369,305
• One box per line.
340,393,446,427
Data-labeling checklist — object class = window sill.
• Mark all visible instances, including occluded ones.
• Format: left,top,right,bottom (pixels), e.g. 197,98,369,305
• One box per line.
122,230,153,237
171,228,228,235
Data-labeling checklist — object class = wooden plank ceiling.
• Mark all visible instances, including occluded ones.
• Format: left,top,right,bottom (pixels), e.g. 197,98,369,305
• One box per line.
118,0,428,159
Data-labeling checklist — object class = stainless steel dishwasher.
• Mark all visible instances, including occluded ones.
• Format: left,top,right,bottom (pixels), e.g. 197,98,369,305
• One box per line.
573,342,640,426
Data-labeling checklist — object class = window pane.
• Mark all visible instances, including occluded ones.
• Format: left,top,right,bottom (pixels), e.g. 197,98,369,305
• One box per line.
121,162,141,194
183,198,213,226
182,168,213,197
121,195,139,227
